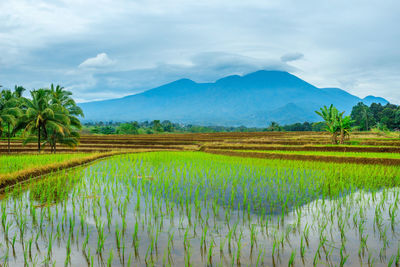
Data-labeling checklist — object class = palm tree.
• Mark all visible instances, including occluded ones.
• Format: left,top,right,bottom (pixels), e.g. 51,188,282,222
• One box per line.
14,85,26,98
0,89,22,153
315,105,339,144
20,89,69,153
47,84,83,153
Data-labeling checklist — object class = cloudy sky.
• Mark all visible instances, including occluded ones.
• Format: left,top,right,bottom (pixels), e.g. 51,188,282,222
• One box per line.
1,0,399,103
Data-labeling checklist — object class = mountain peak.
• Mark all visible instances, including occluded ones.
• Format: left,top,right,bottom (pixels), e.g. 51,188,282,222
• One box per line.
169,78,196,86
363,95,388,105
80,70,389,126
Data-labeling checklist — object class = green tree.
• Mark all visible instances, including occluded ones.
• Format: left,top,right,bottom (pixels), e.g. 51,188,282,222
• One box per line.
315,105,340,144
14,85,26,98
265,121,282,132
152,120,163,132
350,102,374,131
369,103,384,126
47,84,83,153
380,105,397,130
19,89,69,153
117,122,139,134
0,89,22,153
161,120,174,132
337,112,354,144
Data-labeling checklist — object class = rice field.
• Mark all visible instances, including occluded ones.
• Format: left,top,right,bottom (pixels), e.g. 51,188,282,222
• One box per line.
0,154,90,175
1,151,400,266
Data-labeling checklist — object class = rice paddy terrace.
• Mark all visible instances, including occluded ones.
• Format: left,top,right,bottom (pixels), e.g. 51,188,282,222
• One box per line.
1,131,400,266
1,131,399,154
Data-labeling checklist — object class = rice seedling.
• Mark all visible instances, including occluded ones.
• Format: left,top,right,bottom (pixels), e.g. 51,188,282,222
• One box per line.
0,151,399,266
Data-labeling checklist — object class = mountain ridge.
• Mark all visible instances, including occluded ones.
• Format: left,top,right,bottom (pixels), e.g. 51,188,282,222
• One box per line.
80,70,388,126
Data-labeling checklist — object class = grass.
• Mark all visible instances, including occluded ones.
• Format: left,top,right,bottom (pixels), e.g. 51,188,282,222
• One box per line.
0,151,138,189
0,151,400,266
0,153,90,174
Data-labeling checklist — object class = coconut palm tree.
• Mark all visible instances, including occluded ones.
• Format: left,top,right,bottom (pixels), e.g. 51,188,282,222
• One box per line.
14,85,26,98
47,84,83,153
20,89,69,153
0,89,22,153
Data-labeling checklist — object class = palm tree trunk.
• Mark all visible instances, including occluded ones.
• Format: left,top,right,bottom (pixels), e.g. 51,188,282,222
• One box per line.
38,124,41,153
7,123,10,154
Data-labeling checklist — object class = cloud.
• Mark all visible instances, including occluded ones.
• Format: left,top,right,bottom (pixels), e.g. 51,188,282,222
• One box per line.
1,0,400,104
281,53,304,63
79,53,115,69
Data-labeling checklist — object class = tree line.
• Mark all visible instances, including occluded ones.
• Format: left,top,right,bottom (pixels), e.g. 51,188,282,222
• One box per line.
83,120,264,135
351,102,400,131
0,84,83,153
83,101,399,137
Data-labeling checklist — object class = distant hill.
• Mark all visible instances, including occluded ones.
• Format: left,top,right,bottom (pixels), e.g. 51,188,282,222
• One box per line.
79,70,388,126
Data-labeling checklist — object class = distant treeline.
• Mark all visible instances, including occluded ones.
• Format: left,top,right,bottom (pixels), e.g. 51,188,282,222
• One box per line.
83,120,326,135
82,102,399,135
83,120,264,134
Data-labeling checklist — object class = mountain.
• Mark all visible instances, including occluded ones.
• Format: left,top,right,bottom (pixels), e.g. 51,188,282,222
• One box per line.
79,70,388,126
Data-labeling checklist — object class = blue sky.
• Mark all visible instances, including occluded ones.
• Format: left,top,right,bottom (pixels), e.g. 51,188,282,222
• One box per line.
1,0,399,103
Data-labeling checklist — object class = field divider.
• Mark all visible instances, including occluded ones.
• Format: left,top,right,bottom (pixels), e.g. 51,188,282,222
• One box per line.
204,149,400,166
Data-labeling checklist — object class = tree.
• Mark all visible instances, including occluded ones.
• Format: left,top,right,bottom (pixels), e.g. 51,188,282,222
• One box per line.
312,121,326,131
47,84,83,153
351,102,374,131
380,106,396,130
315,105,340,144
14,85,26,98
266,121,282,132
161,120,174,132
337,112,354,144
316,105,354,144
117,122,139,134
152,120,163,132
369,103,384,126
20,89,69,153
0,89,22,153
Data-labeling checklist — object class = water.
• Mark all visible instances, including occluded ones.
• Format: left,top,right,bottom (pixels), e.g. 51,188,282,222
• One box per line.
0,154,399,266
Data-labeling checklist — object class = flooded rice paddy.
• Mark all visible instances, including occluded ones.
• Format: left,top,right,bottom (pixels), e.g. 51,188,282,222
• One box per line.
0,152,399,266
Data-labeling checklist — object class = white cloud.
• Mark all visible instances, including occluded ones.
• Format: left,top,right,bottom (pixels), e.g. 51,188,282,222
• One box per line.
0,0,399,103
79,53,115,69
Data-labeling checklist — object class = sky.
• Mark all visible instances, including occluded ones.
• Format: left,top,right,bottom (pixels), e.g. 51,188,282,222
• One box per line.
1,0,399,103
